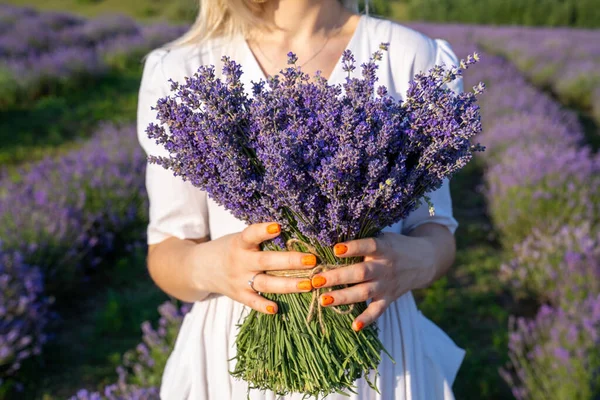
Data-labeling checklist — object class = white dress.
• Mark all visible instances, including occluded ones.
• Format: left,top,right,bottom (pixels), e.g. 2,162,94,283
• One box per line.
137,15,465,400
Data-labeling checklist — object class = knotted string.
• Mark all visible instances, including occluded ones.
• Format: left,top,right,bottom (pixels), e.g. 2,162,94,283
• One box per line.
266,239,354,334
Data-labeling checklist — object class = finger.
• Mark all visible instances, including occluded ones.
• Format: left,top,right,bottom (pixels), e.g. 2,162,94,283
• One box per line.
333,237,387,258
255,250,317,271
353,298,389,331
239,222,281,250
311,261,376,289
319,281,381,307
252,273,313,294
238,290,279,315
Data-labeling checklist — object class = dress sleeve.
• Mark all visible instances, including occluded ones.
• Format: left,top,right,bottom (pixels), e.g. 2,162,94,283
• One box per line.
137,49,210,245
402,39,462,236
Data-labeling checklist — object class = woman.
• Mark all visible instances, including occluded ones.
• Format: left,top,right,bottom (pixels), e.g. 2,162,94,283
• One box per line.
137,0,465,398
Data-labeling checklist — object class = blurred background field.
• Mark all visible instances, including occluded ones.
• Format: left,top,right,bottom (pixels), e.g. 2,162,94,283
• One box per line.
1,0,599,399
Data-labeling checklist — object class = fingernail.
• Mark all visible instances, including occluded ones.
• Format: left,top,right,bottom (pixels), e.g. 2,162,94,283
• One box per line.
334,244,348,256
266,305,276,314
297,280,312,291
301,255,317,266
353,321,364,331
266,223,280,234
312,275,326,288
321,295,334,306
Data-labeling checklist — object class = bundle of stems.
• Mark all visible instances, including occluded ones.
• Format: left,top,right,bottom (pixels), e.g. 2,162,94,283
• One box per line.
231,238,391,398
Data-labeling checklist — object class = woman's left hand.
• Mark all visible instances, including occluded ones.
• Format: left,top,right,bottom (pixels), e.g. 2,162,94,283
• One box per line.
310,230,445,332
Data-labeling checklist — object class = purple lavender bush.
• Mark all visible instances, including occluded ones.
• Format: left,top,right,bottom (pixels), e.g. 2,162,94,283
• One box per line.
501,224,600,304
485,143,600,248
146,45,483,396
455,50,583,174
0,124,146,387
501,295,600,400
480,27,600,120
97,24,186,70
553,60,600,110
0,6,186,105
81,15,139,43
0,248,51,382
478,113,583,164
467,52,581,132
0,124,147,296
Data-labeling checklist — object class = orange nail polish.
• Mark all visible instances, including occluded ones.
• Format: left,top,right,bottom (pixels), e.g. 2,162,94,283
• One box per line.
321,295,334,306
334,244,348,256
312,275,326,288
354,321,364,331
266,223,280,234
266,305,276,314
297,280,312,291
302,255,317,266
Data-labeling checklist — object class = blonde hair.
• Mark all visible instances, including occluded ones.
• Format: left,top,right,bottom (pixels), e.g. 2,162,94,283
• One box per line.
170,0,361,47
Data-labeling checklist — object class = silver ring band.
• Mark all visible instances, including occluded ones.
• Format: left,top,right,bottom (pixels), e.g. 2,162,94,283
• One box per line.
248,272,263,294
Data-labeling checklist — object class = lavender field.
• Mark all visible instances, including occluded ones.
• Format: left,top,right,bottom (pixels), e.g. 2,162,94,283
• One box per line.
1,4,599,399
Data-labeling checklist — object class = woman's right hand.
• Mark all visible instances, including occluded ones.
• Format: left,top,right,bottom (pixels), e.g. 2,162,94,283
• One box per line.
191,222,318,314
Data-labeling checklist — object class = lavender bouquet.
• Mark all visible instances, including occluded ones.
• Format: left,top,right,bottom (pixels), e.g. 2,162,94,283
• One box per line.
146,45,483,397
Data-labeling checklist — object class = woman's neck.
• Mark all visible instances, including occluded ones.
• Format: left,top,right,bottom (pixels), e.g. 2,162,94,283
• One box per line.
246,0,359,80
259,0,348,40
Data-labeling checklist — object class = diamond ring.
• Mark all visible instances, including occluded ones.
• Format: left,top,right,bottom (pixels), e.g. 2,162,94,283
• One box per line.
248,272,264,295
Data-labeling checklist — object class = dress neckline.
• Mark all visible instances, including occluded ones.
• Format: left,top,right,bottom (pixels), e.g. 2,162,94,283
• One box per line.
239,14,366,85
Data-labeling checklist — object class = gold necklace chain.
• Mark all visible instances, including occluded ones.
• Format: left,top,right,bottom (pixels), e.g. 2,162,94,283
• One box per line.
252,15,345,71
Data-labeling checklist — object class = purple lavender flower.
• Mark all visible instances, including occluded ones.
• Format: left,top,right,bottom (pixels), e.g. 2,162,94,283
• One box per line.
485,143,600,247
147,48,484,247
0,124,147,295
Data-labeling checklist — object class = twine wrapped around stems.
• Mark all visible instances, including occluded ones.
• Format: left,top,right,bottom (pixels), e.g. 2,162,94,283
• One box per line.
266,239,354,334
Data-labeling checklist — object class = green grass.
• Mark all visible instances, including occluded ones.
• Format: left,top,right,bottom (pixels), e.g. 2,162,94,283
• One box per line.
0,69,142,167
406,0,600,28
415,162,514,398
2,0,198,22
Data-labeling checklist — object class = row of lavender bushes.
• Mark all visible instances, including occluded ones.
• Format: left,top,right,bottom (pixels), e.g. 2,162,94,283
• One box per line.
414,23,600,399
0,124,148,387
478,54,600,400
0,4,186,106
478,27,600,124
457,27,599,400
